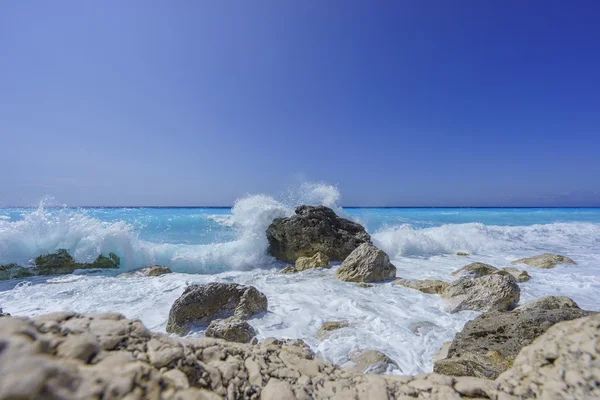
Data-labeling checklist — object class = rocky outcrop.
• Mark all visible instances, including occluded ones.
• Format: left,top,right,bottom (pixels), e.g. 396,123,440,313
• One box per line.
442,274,520,313
394,279,449,294
346,349,399,375
1,311,600,399
205,317,256,343
117,265,172,278
433,298,594,379
281,252,331,274
266,205,371,263
515,295,580,312
166,283,268,335
0,263,34,280
335,243,396,283
451,262,498,278
316,321,349,339
511,253,575,269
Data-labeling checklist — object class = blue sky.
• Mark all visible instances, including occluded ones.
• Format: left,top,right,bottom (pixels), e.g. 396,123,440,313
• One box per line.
1,1,599,206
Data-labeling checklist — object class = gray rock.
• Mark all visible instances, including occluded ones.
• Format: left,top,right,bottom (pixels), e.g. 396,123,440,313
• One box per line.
32,249,120,276
511,253,576,269
205,317,256,343
456,252,470,256
393,279,449,294
335,243,396,283
266,205,371,263
433,304,594,379
281,252,332,274
515,296,580,312
166,283,268,335
117,265,172,278
316,321,349,339
0,263,34,280
498,267,530,282
347,349,399,374
442,274,520,313
451,262,498,278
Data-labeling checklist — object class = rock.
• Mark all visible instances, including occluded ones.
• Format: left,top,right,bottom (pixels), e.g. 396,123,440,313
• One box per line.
205,317,256,343
433,305,594,379
393,279,449,294
1,311,600,399
498,267,530,282
358,282,373,288
316,321,349,339
0,308,8,317
266,205,371,263
0,263,34,280
511,253,575,269
451,262,498,278
346,349,399,374
280,252,331,274
32,249,120,276
515,296,580,312
166,283,268,335
117,265,172,278
442,274,520,313
335,243,396,283
456,252,470,256
496,313,600,399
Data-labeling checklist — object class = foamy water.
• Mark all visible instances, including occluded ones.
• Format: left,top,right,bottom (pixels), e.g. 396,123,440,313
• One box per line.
1,184,600,374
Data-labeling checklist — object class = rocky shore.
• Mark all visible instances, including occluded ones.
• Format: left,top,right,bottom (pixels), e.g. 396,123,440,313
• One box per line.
0,205,597,399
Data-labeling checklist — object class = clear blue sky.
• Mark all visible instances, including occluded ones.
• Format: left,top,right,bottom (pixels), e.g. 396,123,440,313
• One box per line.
1,1,599,207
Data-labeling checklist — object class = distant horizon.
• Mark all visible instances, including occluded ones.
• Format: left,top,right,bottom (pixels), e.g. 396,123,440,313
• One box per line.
3,205,600,209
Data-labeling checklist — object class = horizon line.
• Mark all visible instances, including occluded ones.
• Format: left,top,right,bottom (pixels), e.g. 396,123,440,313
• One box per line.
2,205,600,209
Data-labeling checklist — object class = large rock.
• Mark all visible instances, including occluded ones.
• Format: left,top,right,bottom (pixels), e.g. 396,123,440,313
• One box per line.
33,249,120,276
316,320,349,339
393,279,449,294
281,252,331,274
205,317,256,343
335,243,396,283
1,311,600,399
498,267,530,283
434,299,594,379
266,205,371,263
166,283,268,335
346,349,399,374
515,295,580,312
451,262,499,278
442,274,520,313
117,265,172,278
511,253,575,269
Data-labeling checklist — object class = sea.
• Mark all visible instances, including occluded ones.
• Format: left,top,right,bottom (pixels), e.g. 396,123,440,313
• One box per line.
1,184,599,375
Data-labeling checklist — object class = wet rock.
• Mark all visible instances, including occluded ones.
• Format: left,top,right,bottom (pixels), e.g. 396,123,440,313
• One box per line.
280,252,331,274
451,262,498,278
515,295,580,312
205,317,256,343
393,279,449,294
316,321,349,339
266,205,371,263
498,267,530,282
0,263,34,280
335,243,396,283
117,265,172,278
456,252,470,256
346,349,399,374
358,282,373,288
433,304,594,379
32,249,120,276
511,253,575,269
442,274,520,313
166,283,268,335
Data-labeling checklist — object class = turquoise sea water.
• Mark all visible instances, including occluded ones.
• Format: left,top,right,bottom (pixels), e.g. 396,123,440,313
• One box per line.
1,189,599,375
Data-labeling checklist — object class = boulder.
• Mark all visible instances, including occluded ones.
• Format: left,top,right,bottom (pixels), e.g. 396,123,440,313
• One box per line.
280,252,331,274
166,283,268,335
456,252,470,256
346,349,399,374
32,249,120,276
515,296,580,312
442,274,520,313
393,279,449,294
511,253,575,269
117,265,172,278
498,267,530,282
335,243,396,283
0,263,34,280
205,317,256,343
316,321,349,339
451,262,499,278
266,205,371,263
433,300,594,379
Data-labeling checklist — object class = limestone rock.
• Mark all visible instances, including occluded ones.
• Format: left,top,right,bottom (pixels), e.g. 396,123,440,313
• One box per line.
394,279,449,294
433,305,594,379
335,243,396,283
205,317,256,343
117,265,172,278
515,295,580,312
442,274,520,313
266,205,371,263
31,249,120,276
498,267,530,282
511,253,575,269
451,262,498,278
347,349,399,374
316,321,349,339
280,252,331,274
166,283,268,335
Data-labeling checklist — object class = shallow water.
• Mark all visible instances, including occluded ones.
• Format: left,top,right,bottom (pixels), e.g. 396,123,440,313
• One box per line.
1,185,599,375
